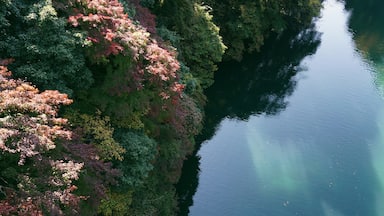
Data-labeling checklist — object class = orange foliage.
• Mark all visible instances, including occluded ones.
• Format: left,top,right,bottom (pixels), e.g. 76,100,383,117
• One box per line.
0,66,72,165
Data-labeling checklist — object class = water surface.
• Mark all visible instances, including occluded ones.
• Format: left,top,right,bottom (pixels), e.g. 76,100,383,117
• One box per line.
177,0,384,215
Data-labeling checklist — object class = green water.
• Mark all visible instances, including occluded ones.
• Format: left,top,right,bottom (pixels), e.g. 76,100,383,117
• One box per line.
177,0,384,215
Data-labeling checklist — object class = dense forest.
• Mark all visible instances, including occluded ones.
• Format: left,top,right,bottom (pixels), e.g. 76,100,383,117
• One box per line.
0,0,321,215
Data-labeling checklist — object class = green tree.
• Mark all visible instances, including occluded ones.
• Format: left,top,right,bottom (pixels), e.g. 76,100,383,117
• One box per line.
115,131,157,188
0,0,93,95
203,0,321,60
152,0,226,88
65,110,125,161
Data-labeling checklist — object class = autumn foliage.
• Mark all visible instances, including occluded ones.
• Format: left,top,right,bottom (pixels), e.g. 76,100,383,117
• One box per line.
68,0,183,99
0,67,72,164
0,0,321,214
0,66,81,214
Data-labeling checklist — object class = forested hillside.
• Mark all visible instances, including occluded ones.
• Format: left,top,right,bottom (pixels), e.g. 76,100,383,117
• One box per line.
0,0,320,215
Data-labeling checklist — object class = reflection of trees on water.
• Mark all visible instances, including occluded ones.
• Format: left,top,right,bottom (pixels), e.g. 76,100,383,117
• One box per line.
200,27,321,142
176,25,321,216
345,1,384,216
344,0,384,95
345,0,384,59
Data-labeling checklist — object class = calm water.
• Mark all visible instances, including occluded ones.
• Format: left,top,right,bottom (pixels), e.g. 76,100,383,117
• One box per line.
177,0,384,215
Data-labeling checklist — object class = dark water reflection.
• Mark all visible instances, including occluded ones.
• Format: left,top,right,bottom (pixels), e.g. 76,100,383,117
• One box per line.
177,0,384,215
177,17,321,216
345,0,384,95
345,0,384,59
199,25,321,144
345,0,384,214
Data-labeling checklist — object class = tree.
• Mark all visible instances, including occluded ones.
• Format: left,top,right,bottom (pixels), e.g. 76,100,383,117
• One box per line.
0,65,83,215
203,0,321,60
0,65,121,215
152,0,226,88
0,0,93,95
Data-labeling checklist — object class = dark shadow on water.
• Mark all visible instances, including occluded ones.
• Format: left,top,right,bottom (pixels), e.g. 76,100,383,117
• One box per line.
345,0,384,79
345,0,384,60
176,25,321,216
200,26,321,143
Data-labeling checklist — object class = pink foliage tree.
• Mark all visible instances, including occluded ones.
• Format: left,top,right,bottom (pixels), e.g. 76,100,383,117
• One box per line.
67,0,184,100
0,65,84,215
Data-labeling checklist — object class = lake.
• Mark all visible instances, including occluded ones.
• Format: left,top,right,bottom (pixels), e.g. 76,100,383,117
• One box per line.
177,0,384,215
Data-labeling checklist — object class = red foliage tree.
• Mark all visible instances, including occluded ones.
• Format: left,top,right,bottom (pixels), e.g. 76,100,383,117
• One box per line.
67,0,183,99
130,0,157,34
